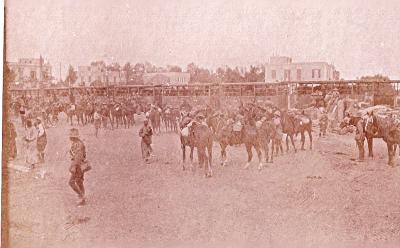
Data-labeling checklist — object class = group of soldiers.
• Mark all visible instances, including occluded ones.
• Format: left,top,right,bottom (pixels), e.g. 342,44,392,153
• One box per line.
9,91,386,205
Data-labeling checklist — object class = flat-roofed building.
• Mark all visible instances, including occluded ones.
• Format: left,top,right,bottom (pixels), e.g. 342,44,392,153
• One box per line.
142,72,190,85
265,56,340,83
7,57,52,83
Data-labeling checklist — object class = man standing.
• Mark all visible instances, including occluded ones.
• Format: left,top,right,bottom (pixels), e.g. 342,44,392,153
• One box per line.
35,117,47,163
139,119,153,163
354,112,365,162
93,108,101,137
319,108,328,137
68,128,87,205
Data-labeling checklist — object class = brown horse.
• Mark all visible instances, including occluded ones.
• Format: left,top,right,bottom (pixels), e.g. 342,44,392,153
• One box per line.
293,114,313,150
257,119,276,165
179,117,213,177
215,118,263,169
190,121,213,177
280,111,297,153
369,116,400,166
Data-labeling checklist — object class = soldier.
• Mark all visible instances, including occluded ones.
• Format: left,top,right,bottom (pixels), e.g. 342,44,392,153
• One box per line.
139,119,153,163
68,128,87,205
319,108,328,137
35,117,47,163
354,112,365,162
93,108,102,137
272,110,284,155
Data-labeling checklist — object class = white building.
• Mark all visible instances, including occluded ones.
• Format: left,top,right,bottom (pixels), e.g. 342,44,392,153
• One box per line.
265,56,340,83
77,62,126,86
142,72,190,85
7,57,52,83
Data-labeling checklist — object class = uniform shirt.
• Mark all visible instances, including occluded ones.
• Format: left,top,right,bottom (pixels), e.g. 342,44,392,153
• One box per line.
139,125,153,145
94,112,101,120
70,139,86,162
37,123,46,137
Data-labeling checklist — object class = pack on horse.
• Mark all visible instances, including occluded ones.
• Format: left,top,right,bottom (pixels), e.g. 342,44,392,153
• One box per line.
215,104,263,169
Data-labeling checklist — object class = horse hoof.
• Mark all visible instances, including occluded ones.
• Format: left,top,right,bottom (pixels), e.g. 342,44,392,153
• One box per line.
258,163,263,170
244,162,250,169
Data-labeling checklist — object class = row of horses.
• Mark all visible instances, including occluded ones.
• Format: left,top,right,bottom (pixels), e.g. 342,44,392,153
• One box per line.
178,105,313,178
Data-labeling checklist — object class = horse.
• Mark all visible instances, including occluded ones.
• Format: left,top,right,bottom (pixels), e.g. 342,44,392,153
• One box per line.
366,115,400,166
293,113,313,150
215,116,263,169
190,121,213,177
256,118,276,165
149,108,161,134
280,111,297,153
179,116,194,171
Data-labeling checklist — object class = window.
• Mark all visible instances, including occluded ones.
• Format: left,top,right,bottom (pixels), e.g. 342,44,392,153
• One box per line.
284,70,291,81
312,69,321,79
296,69,302,81
30,71,36,80
271,70,276,79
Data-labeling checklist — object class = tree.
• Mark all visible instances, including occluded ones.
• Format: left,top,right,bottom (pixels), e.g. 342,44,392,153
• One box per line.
65,65,78,86
168,65,182,72
123,62,133,84
244,65,265,82
4,63,16,85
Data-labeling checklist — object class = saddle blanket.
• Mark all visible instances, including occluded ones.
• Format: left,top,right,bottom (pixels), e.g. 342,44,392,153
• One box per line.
233,122,243,132
300,117,310,125
181,127,189,137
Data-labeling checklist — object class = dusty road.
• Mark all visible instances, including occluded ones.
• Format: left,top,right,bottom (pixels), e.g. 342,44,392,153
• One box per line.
6,114,400,248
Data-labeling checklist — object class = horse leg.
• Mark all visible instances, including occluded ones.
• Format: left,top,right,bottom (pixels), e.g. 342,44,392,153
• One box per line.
367,137,373,158
387,142,394,166
269,140,274,161
308,128,313,150
207,143,213,177
300,131,306,150
244,143,252,169
285,134,290,152
290,135,297,153
181,144,186,170
220,143,227,166
189,145,194,168
256,144,263,170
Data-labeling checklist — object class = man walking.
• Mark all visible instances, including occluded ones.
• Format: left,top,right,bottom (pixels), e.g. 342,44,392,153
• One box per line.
139,119,153,163
68,128,87,206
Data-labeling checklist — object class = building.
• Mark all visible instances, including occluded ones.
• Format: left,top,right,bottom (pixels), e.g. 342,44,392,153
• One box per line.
265,56,340,83
7,57,52,84
142,72,190,85
77,62,126,86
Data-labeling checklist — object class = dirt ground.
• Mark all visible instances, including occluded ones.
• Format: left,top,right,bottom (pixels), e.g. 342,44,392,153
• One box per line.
5,114,400,248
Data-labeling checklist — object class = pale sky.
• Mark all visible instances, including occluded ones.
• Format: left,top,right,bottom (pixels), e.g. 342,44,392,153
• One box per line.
5,0,400,79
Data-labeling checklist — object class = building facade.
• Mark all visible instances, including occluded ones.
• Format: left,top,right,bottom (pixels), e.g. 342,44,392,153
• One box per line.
265,56,340,83
77,62,126,86
7,57,52,83
142,72,190,85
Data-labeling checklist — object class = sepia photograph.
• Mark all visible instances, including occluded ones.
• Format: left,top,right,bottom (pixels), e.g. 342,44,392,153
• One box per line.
2,0,400,247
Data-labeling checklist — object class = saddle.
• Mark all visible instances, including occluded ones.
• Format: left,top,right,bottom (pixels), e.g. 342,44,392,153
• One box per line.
233,121,243,132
